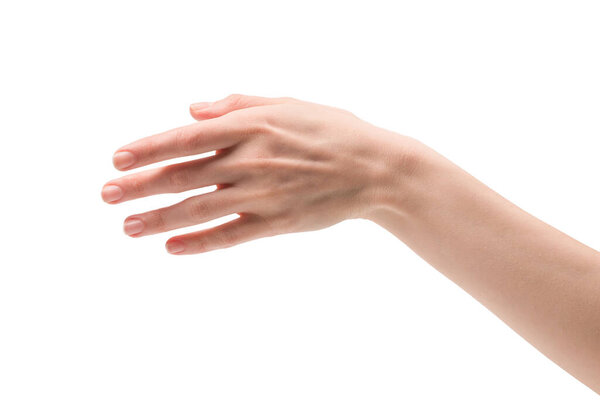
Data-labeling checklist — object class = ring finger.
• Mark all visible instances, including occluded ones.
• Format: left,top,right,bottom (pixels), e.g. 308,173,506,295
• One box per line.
123,186,249,237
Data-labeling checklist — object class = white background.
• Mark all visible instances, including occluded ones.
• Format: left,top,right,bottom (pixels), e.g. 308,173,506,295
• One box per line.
1,0,599,398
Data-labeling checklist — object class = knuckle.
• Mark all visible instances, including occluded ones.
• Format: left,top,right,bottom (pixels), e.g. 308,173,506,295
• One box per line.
149,210,166,230
227,105,275,133
165,167,190,190
258,109,281,131
126,176,145,195
173,128,188,150
223,93,245,107
139,138,159,160
174,128,198,152
216,108,258,138
278,96,298,103
187,199,212,221
234,108,269,135
213,227,238,248
193,237,210,253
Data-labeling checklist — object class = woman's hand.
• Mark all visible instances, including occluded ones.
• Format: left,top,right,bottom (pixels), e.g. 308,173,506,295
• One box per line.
101,94,416,255
101,94,600,392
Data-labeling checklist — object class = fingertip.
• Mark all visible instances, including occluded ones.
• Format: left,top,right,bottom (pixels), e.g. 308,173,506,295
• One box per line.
166,239,186,255
101,184,123,203
189,102,212,117
124,218,145,237
112,150,136,170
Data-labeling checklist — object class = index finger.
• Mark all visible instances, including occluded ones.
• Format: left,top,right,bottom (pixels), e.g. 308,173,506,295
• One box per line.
112,112,254,171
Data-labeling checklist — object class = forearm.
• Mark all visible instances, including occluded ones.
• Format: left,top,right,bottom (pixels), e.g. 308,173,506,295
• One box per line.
365,132,600,393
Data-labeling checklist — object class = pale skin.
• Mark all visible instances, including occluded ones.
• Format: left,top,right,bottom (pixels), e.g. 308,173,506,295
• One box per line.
101,94,600,393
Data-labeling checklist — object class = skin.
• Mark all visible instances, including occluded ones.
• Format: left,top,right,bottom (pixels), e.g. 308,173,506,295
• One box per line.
101,94,600,393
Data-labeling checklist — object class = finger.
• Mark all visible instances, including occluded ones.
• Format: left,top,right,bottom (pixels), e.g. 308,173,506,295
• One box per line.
189,93,297,121
112,114,250,171
165,213,274,255
122,187,247,237
102,154,237,204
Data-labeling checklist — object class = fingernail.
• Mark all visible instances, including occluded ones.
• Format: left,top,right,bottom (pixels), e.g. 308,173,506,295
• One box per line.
190,102,212,112
124,218,144,236
102,185,123,203
166,240,185,254
113,151,135,169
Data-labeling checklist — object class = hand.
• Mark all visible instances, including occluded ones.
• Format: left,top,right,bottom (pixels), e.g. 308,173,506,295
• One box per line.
101,94,415,255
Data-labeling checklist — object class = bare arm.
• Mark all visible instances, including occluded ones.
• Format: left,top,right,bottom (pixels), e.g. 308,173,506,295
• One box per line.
365,133,600,393
102,94,600,393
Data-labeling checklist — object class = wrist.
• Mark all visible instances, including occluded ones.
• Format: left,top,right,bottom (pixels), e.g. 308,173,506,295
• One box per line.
358,129,445,225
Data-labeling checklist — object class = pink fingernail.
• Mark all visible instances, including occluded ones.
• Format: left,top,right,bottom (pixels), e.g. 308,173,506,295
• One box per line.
124,218,144,236
166,240,185,254
190,102,212,112
113,151,135,169
102,185,123,203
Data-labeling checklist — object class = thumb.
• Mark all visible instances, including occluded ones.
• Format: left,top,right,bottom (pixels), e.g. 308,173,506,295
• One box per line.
189,93,296,120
